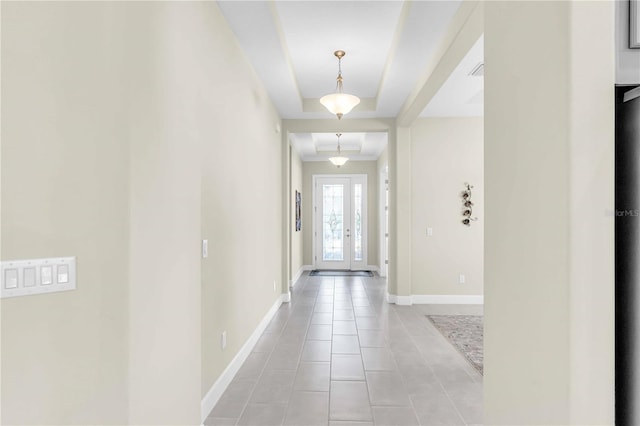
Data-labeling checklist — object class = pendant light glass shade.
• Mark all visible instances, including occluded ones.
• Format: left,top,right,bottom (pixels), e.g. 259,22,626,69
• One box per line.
329,156,349,167
320,93,361,120
321,50,360,120
329,133,349,167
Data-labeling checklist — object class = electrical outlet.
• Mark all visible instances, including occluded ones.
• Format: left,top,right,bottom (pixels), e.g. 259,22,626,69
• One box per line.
221,331,227,350
459,274,466,284
273,280,277,292
427,227,433,236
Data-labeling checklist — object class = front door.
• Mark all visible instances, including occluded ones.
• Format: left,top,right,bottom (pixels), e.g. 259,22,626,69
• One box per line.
314,175,367,270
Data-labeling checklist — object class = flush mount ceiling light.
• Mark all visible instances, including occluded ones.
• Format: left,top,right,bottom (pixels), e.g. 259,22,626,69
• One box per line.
329,133,349,167
320,50,360,120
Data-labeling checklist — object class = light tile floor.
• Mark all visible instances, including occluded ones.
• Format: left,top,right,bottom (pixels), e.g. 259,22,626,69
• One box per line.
206,273,483,426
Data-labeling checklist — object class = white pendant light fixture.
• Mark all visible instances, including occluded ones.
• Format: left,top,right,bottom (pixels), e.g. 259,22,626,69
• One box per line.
320,50,360,120
329,133,349,167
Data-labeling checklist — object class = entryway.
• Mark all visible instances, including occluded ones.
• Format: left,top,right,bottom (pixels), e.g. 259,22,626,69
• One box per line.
313,175,367,270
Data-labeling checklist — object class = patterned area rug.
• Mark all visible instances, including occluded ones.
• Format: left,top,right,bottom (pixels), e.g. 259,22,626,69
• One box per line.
309,270,374,277
427,315,484,375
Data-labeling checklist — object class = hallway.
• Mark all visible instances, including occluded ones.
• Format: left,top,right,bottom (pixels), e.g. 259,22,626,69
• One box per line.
206,274,483,426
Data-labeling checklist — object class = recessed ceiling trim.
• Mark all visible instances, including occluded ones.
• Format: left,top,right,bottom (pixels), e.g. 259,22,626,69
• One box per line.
374,0,412,107
283,118,395,134
315,148,362,155
268,0,303,109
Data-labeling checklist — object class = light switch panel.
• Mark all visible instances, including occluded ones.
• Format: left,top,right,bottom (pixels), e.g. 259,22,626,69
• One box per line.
41,266,53,285
24,268,36,287
4,269,18,289
57,264,69,283
1,257,76,298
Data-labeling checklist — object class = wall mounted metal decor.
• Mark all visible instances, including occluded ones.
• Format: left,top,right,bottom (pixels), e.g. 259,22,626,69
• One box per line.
461,183,478,226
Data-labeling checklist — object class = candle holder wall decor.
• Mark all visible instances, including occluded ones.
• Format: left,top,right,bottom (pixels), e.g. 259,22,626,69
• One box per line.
461,183,478,226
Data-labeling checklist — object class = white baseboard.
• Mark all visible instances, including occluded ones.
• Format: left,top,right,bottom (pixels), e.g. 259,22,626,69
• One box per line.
289,266,306,289
200,294,285,423
386,293,484,305
282,291,291,303
386,293,412,305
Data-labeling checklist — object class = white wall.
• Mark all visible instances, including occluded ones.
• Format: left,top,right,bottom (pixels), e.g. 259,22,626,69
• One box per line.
1,3,129,424
410,118,483,297
291,148,304,281
484,1,614,424
302,161,379,268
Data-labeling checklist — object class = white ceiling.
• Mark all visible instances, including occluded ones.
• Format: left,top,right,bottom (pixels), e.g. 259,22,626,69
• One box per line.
217,0,484,160
421,35,484,117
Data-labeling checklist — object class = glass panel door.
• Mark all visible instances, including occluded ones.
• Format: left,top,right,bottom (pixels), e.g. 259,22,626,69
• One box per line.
315,178,351,270
314,175,368,271
322,184,345,261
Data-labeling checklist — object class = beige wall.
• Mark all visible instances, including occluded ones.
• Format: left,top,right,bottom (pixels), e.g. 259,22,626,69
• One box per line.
1,2,283,424
126,3,207,423
1,3,129,424
291,148,304,281
410,118,483,296
394,127,413,297
567,1,615,422
200,0,283,401
302,161,379,268
484,1,614,424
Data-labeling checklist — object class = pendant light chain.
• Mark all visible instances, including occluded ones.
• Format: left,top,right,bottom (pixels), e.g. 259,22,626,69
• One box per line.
336,57,343,93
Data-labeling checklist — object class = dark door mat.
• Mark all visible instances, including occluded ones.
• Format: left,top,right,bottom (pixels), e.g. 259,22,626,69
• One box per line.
309,270,374,277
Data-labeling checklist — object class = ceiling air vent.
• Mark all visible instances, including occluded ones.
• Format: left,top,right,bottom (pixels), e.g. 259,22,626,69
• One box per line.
469,62,484,77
